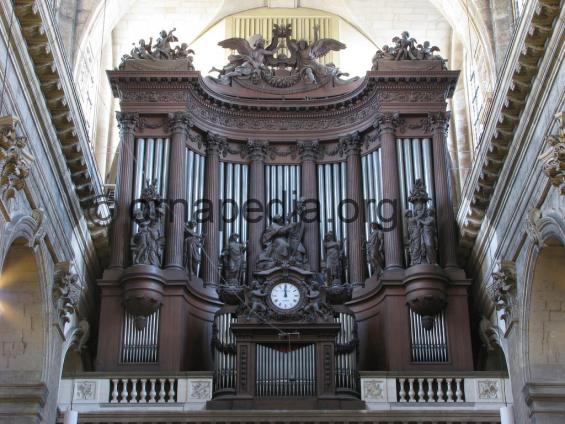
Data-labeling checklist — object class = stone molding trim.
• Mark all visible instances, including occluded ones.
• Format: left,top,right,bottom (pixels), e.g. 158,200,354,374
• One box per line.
523,382,565,419
539,111,565,194
457,1,562,261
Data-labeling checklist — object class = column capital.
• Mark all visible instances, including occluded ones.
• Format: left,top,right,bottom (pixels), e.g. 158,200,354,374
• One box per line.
427,111,451,133
116,112,140,134
246,139,269,161
167,111,191,135
338,132,361,157
205,132,228,157
374,112,401,136
297,140,321,161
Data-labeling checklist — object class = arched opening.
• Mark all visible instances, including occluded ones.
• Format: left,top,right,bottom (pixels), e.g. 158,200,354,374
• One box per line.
528,238,565,381
0,237,45,383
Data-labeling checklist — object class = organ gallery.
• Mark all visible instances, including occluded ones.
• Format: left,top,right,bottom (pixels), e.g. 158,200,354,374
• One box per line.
95,24,474,409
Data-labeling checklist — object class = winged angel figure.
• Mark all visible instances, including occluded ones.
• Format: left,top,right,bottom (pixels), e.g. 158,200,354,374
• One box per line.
285,24,347,84
210,30,279,84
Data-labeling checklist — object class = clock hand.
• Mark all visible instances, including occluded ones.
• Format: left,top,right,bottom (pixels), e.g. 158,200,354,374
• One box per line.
284,284,288,297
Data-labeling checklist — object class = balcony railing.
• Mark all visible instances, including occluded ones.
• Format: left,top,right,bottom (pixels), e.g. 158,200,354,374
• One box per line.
59,372,511,417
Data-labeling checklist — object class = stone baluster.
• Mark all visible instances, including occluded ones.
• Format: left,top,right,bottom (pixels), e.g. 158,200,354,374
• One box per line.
167,378,175,402
140,378,147,403
417,378,425,402
407,378,416,402
428,112,458,268
455,378,463,402
130,379,138,403
202,133,225,285
148,378,157,402
375,112,404,270
119,379,128,403
340,133,365,283
246,140,268,276
158,378,166,403
427,378,435,402
298,141,321,271
165,112,190,269
436,377,444,402
110,112,139,269
398,378,406,402
445,377,454,402
111,379,119,403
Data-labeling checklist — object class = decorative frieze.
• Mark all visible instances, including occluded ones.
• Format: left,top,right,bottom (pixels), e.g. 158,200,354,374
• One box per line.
539,112,565,194
0,116,33,200
488,260,517,324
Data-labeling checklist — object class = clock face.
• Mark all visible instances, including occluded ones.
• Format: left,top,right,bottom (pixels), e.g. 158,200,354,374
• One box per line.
270,282,301,311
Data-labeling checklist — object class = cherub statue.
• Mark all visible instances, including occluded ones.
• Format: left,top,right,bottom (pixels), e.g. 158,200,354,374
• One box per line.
211,29,280,83
130,38,154,60
286,24,346,84
391,31,418,60
152,28,178,59
245,280,268,320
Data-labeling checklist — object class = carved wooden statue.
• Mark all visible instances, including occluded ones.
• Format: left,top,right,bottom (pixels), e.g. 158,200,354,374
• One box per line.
322,231,345,284
406,179,438,266
221,233,246,285
183,220,202,279
256,200,310,271
365,222,385,276
131,180,165,267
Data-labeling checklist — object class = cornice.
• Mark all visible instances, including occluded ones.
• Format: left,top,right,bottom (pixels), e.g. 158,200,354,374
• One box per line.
13,0,107,250
456,0,562,263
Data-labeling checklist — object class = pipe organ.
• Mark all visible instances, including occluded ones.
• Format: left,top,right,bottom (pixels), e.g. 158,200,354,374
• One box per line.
96,27,474,411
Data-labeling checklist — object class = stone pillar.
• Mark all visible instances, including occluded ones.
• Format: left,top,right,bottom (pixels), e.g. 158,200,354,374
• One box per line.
340,133,365,283
110,112,139,269
428,112,458,269
298,141,320,271
165,112,190,269
202,133,225,284
376,113,404,270
246,140,268,276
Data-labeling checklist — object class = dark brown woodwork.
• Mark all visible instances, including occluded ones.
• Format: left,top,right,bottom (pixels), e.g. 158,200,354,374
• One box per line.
429,112,459,269
376,113,404,270
341,133,365,283
246,140,268,275
109,112,138,269
202,133,223,285
165,112,190,269
298,141,320,271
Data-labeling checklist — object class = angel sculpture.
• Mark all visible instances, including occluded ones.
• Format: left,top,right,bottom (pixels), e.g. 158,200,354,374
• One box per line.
286,24,347,84
210,29,280,84
391,31,418,60
130,38,154,60
152,28,178,60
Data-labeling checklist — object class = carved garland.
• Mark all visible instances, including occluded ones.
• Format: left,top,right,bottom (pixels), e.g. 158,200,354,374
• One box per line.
0,116,33,200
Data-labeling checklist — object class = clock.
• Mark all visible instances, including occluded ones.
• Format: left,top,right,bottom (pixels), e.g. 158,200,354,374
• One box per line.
270,282,301,311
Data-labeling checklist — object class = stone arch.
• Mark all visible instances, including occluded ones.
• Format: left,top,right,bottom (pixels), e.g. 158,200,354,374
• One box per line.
0,211,61,423
521,213,565,383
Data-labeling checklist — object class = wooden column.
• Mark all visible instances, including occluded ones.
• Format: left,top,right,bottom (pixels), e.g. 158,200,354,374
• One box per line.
246,140,268,276
429,112,458,269
202,133,224,284
298,141,320,271
165,112,190,269
110,112,139,269
376,112,404,270
341,133,365,283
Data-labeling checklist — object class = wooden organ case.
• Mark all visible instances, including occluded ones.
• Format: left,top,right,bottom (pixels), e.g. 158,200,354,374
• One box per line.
96,27,474,410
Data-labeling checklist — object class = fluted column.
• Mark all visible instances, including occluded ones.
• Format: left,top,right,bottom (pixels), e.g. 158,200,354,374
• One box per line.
298,141,320,271
110,112,139,269
376,113,404,270
340,133,365,283
202,133,225,284
165,112,190,269
246,140,268,276
428,112,458,268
